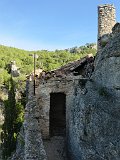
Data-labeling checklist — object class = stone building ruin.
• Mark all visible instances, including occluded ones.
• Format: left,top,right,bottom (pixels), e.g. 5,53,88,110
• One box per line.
98,4,116,50
22,55,94,160
35,55,94,139
11,4,120,160
10,61,20,77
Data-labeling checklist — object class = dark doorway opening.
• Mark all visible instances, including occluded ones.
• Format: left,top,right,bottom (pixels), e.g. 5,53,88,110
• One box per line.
50,93,66,137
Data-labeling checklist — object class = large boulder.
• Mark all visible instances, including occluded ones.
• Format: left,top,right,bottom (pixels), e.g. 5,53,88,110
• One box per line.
68,24,120,160
94,23,120,98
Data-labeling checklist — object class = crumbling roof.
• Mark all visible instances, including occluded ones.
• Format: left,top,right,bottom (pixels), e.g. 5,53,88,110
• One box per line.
40,54,94,80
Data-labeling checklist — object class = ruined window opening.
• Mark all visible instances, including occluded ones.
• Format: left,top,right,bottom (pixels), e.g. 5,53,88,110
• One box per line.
73,65,85,76
50,93,66,137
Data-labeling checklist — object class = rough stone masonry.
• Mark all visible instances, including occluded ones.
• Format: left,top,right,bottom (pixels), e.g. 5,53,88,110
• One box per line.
10,4,120,160
98,4,116,51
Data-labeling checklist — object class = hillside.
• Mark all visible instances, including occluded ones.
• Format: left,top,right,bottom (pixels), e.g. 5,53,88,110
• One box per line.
0,44,96,87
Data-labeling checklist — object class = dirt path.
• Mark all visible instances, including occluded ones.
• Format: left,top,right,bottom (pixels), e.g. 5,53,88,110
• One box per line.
43,136,67,160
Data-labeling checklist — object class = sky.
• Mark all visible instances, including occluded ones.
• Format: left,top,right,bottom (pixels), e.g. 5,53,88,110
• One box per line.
0,0,120,51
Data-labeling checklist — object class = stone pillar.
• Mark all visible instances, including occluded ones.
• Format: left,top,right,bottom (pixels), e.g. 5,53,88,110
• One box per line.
24,98,47,160
98,4,116,51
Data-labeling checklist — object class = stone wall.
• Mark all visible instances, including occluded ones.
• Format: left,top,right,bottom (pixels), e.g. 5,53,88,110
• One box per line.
98,4,116,51
36,76,84,139
35,76,90,160
9,79,47,160
24,81,47,160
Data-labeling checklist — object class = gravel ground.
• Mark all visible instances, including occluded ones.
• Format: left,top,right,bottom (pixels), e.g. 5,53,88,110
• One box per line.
43,136,67,160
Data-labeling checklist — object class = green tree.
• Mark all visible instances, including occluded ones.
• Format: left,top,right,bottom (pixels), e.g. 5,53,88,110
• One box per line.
1,77,24,159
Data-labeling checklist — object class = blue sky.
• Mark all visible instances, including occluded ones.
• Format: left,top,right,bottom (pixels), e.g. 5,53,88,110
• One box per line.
0,0,120,51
